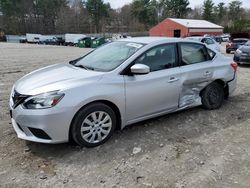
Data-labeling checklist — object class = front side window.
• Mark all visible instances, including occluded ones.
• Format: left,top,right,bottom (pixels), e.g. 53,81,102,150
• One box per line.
180,43,209,65
74,41,144,72
134,44,177,72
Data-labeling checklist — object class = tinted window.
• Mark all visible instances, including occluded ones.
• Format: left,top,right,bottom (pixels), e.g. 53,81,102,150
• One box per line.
180,43,209,65
134,44,177,72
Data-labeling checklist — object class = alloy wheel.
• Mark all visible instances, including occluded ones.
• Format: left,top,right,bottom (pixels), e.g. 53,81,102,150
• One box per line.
80,111,112,144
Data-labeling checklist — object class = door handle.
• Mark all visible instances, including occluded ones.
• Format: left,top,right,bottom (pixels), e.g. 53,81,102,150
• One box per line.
168,77,179,83
204,71,211,77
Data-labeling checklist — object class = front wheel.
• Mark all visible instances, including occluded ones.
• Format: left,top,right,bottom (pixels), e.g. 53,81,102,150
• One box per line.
71,103,116,147
201,82,224,110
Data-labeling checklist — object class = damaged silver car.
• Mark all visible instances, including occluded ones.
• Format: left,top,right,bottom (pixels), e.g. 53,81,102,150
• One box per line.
10,37,237,147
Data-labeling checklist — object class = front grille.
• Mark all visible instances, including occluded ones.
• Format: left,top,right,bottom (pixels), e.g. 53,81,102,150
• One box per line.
12,90,30,109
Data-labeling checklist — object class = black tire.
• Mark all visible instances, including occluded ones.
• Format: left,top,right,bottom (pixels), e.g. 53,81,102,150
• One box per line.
71,103,116,147
201,82,224,110
226,50,230,54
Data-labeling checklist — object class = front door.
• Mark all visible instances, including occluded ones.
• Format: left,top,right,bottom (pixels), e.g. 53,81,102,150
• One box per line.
124,43,181,123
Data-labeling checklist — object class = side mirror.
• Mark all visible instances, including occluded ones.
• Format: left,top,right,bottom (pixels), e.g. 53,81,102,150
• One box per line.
130,64,150,75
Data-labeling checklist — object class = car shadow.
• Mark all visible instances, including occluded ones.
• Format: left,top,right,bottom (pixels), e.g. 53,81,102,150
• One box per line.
26,92,250,167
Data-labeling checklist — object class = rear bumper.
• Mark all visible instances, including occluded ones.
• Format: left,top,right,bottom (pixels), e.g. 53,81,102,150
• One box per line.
228,74,237,96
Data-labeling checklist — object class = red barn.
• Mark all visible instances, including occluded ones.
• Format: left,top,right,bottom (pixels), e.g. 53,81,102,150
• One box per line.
150,18,224,37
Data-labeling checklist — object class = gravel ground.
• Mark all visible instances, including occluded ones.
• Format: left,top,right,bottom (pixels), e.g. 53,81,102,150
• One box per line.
0,42,250,188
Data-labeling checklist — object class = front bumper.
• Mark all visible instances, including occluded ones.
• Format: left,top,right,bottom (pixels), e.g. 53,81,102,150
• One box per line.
10,101,75,144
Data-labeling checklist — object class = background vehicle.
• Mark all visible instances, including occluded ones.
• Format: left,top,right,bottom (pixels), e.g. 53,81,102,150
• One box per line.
39,36,57,45
186,36,221,52
226,38,249,54
220,34,230,42
213,36,222,44
65,33,86,46
19,36,27,43
40,38,58,45
234,40,250,64
10,37,237,147
226,32,250,54
56,37,65,45
26,33,42,43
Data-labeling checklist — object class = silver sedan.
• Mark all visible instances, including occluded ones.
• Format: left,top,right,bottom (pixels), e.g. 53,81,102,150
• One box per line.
10,37,237,147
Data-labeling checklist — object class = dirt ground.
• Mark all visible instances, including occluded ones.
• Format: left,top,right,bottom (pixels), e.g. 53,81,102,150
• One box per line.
0,42,250,188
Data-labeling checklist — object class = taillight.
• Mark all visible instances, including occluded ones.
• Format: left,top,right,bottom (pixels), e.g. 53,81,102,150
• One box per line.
231,62,238,72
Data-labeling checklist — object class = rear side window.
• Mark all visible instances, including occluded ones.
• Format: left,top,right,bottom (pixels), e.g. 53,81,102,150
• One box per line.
180,43,209,65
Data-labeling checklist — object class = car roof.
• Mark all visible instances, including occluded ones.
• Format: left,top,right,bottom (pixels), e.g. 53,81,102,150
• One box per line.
118,37,195,44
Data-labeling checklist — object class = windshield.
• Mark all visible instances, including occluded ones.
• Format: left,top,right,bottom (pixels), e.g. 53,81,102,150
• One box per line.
73,41,144,72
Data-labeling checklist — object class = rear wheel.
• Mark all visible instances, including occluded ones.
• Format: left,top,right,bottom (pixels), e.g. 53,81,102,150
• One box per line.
226,50,230,54
201,82,224,110
71,103,116,147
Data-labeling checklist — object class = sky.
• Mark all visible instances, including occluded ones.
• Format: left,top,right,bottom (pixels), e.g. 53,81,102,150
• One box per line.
104,0,250,9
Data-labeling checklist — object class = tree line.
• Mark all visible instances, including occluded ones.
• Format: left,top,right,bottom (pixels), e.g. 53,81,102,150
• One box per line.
0,0,249,35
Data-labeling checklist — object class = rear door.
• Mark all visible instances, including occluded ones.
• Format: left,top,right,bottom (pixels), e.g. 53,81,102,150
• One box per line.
178,42,214,108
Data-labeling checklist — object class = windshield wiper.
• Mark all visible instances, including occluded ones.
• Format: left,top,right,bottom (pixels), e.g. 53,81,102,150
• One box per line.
74,64,95,71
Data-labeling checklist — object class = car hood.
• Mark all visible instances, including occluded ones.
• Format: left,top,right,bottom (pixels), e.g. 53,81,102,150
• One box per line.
14,63,104,95
240,46,250,53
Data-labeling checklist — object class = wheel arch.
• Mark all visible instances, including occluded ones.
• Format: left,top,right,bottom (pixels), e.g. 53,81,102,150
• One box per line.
69,100,122,142
200,79,229,99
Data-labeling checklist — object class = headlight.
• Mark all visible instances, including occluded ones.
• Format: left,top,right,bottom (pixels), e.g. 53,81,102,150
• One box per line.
22,91,64,109
236,49,242,54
